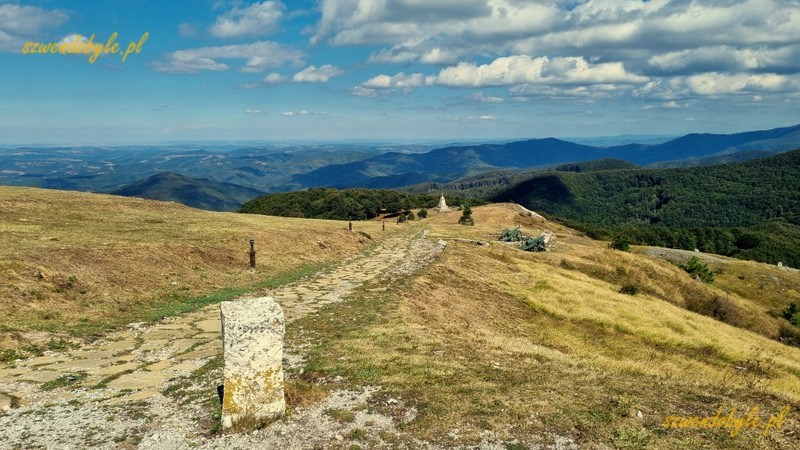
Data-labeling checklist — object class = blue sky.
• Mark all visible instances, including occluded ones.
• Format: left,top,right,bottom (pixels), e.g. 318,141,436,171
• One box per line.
2,0,800,145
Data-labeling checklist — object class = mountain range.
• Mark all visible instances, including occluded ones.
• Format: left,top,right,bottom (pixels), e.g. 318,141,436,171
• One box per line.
295,124,800,189
1,124,799,210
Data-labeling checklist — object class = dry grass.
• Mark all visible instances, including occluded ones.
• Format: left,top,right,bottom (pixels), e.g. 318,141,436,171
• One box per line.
0,186,379,349
292,203,800,448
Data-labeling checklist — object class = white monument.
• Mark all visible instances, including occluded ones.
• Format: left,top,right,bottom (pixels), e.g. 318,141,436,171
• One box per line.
437,194,450,212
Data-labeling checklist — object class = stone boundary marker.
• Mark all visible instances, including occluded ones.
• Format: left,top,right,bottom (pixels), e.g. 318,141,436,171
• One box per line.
219,297,286,429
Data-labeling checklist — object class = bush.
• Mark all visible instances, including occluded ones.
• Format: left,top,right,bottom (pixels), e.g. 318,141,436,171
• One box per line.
397,214,406,223
610,236,630,252
679,256,714,283
458,205,475,226
783,303,799,326
619,285,638,295
418,209,428,219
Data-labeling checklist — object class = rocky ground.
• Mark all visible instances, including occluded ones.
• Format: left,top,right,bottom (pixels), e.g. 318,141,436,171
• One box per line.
0,229,509,449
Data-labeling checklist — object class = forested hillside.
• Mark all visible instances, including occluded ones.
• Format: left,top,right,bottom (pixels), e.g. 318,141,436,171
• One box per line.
240,188,481,220
492,150,800,265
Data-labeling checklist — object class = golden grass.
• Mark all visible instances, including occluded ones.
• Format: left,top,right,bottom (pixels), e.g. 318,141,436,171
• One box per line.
293,203,800,448
0,186,381,349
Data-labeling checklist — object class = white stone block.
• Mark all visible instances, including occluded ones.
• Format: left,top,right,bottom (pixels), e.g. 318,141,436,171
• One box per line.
220,296,285,429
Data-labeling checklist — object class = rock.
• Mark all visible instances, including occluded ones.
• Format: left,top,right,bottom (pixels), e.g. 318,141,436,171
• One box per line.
434,240,447,256
778,262,783,268
220,296,286,429
637,410,643,419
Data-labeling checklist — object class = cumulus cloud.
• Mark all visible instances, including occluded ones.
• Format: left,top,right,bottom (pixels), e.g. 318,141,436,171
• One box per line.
152,41,303,73
635,73,799,99
360,56,646,92
211,1,284,38
293,64,344,83
313,0,800,88
0,4,68,52
362,72,434,89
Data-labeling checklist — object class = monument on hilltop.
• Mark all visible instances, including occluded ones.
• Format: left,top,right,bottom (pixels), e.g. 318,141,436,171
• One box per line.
437,194,450,213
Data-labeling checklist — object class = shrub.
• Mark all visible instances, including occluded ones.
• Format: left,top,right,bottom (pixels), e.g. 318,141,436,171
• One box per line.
458,205,474,226
418,209,428,219
783,303,799,326
610,236,630,252
619,285,638,295
679,256,714,283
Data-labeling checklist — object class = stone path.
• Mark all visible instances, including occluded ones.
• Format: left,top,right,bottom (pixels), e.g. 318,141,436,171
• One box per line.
0,227,442,448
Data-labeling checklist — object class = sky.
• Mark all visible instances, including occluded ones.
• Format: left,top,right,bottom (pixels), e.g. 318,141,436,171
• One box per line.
1,0,800,145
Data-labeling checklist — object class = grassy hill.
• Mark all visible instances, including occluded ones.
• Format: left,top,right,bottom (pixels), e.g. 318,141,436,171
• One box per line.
1,190,798,447
109,171,264,211
0,186,372,353
491,150,800,266
291,204,800,448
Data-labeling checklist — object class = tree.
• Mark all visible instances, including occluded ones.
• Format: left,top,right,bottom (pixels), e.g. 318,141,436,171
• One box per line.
418,208,428,219
458,205,474,226
610,235,630,252
679,256,714,283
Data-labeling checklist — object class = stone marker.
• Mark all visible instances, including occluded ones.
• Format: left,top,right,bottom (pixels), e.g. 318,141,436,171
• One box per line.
437,194,450,213
220,296,285,429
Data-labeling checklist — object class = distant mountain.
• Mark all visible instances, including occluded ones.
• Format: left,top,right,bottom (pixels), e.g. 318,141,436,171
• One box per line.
109,172,263,211
294,124,800,189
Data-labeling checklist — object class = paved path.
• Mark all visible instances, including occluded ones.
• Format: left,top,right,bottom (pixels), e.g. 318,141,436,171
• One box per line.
0,227,442,448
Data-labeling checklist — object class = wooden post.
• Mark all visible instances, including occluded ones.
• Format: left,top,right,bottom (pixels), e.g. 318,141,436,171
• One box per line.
349,220,352,232
249,238,256,268
382,220,385,231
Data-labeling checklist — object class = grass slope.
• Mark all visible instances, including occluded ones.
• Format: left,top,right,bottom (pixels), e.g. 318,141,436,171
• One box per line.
290,204,800,448
0,186,373,352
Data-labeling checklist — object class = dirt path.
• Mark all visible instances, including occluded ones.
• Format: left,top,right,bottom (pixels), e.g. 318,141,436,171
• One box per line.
0,227,447,449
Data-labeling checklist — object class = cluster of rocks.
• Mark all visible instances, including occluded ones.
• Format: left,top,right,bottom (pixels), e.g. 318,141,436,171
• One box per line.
499,226,553,252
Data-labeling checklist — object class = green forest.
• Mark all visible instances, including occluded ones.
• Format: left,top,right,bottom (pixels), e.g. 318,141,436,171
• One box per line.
492,150,800,266
240,187,481,220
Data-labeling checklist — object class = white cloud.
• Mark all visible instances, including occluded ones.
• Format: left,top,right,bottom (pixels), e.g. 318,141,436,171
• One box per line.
0,4,68,52
282,110,324,116
350,86,378,97
362,72,434,89
263,72,288,84
635,73,799,98
245,109,264,114
179,23,199,38
152,41,303,74
293,64,344,83
210,1,285,38
445,114,498,121
313,0,800,91
467,92,504,103
361,56,646,90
